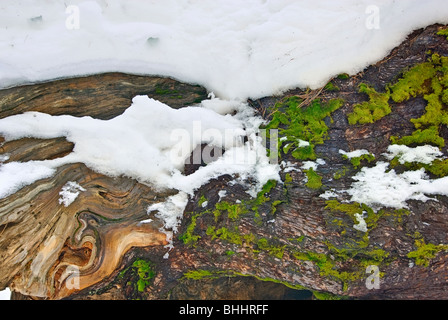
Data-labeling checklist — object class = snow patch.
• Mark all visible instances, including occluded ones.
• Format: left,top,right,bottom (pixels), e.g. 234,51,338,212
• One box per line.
0,161,56,198
147,192,189,234
345,162,448,210
384,144,443,164
339,149,371,159
353,212,368,232
58,181,86,207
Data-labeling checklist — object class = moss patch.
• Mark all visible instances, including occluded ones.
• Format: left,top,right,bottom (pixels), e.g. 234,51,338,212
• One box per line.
264,97,343,161
389,54,448,148
407,236,448,267
304,168,323,189
347,83,391,125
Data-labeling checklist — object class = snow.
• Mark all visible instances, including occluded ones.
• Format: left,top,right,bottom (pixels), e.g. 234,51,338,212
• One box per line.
147,192,189,234
0,161,56,199
280,160,301,173
301,159,325,171
0,96,280,201
218,190,227,201
384,144,443,164
345,162,448,210
0,1,447,100
339,149,371,159
0,288,10,300
58,181,86,207
319,190,338,200
353,212,368,232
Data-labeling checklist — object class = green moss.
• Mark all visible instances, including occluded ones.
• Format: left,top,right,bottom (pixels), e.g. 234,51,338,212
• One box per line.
407,237,448,267
198,195,208,207
425,159,448,177
337,73,350,80
347,83,391,125
214,201,248,221
284,173,293,184
132,259,156,292
390,157,448,178
207,226,244,246
304,168,322,189
154,86,179,96
388,61,436,103
391,125,445,148
324,81,340,92
389,54,448,148
257,238,286,259
325,200,364,216
333,166,348,180
312,291,344,300
183,269,222,280
179,212,204,247
342,153,375,169
437,28,448,40
265,97,344,161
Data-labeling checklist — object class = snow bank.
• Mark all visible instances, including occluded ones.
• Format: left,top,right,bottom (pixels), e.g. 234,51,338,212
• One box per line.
0,0,447,99
0,96,280,200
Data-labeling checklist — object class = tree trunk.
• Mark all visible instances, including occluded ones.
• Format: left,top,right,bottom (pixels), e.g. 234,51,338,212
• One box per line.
1,24,448,300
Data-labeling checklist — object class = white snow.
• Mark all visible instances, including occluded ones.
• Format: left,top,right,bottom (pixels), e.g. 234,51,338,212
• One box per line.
298,140,310,148
0,161,56,199
345,162,448,210
0,288,10,300
353,212,368,232
0,1,447,100
384,144,443,164
280,160,301,173
339,149,371,159
0,96,280,201
301,159,325,171
0,154,9,163
58,181,86,207
218,190,227,201
147,192,189,234
319,190,338,200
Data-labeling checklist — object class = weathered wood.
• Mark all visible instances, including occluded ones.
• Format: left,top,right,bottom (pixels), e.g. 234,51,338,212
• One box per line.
0,74,206,299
